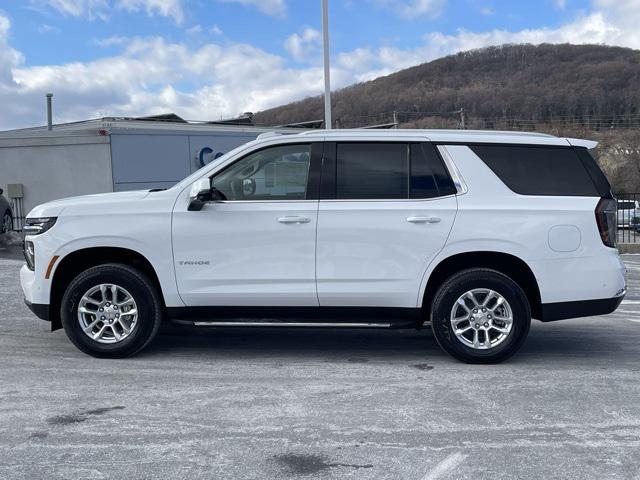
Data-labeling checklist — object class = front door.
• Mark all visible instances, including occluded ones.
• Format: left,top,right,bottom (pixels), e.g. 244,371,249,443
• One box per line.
172,142,322,306
316,141,458,308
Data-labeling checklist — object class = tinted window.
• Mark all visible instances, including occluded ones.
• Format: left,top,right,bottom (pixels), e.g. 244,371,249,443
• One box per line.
213,144,311,200
574,147,612,198
410,143,457,198
336,143,408,199
470,145,599,196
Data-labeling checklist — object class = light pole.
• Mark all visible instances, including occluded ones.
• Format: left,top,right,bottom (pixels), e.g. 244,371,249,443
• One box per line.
321,0,332,129
46,93,53,131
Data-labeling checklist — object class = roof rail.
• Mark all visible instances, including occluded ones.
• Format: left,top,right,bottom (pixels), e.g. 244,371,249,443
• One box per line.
256,131,282,140
298,128,555,138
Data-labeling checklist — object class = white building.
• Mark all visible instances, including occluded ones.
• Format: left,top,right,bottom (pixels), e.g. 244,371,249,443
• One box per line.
0,115,297,223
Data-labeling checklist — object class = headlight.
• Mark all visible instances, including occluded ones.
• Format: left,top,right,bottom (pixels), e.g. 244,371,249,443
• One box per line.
23,217,57,236
24,241,35,271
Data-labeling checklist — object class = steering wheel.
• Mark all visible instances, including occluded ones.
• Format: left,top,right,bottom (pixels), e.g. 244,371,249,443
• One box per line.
242,178,257,197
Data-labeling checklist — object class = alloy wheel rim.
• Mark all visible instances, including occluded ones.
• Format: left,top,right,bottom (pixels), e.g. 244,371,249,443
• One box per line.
449,288,513,350
77,284,139,344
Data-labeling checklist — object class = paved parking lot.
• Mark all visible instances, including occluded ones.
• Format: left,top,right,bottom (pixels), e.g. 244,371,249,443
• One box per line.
1,245,640,480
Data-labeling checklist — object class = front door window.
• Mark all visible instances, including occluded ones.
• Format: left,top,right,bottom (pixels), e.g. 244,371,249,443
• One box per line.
212,144,312,201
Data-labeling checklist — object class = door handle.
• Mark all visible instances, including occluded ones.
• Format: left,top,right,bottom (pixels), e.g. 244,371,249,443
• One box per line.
406,216,441,224
277,216,311,224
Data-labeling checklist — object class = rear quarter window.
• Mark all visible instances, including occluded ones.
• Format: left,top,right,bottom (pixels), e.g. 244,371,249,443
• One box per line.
410,143,457,199
470,145,599,196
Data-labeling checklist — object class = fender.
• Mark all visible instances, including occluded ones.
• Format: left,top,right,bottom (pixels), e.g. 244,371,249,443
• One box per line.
49,235,184,308
417,239,537,307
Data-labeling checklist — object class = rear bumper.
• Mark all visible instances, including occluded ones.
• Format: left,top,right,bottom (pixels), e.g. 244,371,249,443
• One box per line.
531,251,626,305
540,294,625,322
24,298,50,322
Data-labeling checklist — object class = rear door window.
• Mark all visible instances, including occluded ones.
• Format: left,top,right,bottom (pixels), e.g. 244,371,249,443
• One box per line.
335,143,409,199
470,145,599,196
329,142,457,200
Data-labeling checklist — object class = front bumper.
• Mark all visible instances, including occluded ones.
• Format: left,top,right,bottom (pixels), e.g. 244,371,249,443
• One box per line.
539,293,625,322
20,263,50,306
24,298,50,322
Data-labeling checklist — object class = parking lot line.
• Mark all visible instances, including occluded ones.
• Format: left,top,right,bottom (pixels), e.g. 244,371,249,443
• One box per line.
420,452,467,480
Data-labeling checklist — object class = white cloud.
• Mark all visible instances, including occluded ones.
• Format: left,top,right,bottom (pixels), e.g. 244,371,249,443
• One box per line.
32,0,110,20
3,0,640,130
374,0,447,19
338,8,627,81
31,0,184,23
186,24,202,35
94,35,128,46
0,15,24,86
589,0,640,47
555,0,567,9
38,24,61,33
422,12,627,53
218,0,287,18
0,26,328,129
284,28,321,62
117,0,184,23
210,24,223,35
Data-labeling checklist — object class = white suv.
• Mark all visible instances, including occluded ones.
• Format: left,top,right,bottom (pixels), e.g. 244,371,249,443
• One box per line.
20,130,626,363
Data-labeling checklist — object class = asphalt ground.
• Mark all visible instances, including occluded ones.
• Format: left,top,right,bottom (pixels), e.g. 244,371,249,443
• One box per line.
1,244,640,480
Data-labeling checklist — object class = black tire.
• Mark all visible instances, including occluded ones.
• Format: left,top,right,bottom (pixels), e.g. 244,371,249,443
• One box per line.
61,264,162,358
430,268,531,364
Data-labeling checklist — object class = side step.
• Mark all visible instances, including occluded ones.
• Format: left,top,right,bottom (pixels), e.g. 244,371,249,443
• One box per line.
166,307,425,329
172,320,392,328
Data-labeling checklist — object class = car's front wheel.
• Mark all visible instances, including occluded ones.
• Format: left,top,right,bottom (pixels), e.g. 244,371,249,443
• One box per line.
430,268,531,364
61,264,162,358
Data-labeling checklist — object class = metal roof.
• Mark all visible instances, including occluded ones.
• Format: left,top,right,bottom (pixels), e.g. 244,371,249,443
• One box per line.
0,117,296,139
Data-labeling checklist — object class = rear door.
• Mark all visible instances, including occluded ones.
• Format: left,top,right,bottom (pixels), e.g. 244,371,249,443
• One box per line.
316,141,458,307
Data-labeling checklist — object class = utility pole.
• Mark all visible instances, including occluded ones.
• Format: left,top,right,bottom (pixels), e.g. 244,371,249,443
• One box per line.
459,108,466,130
321,0,332,129
393,111,399,129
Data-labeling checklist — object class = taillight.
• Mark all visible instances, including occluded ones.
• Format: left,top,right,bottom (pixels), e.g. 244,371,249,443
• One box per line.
595,198,617,248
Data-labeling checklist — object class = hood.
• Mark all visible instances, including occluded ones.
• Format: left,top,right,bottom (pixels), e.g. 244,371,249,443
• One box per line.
28,190,151,218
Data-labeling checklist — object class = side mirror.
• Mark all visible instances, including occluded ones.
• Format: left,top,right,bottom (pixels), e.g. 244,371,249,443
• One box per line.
188,178,227,211
188,178,213,211
0,188,3,195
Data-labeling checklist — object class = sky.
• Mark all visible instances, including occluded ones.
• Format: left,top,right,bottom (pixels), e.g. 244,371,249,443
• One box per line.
0,0,639,130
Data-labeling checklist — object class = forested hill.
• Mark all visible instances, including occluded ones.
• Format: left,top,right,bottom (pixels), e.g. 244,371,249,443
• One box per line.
253,44,640,130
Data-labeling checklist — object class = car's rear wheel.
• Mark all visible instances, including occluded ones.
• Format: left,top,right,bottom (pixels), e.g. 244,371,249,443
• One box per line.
430,268,531,364
61,264,162,358
1,210,11,234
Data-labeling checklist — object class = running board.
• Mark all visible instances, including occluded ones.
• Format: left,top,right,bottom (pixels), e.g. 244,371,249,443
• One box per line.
166,306,424,329
174,320,392,328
